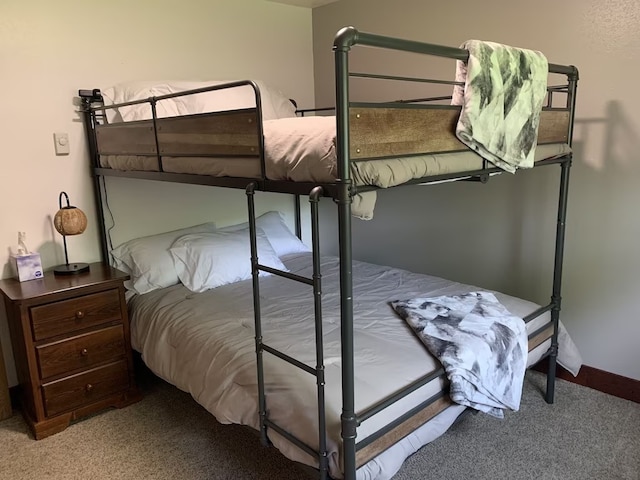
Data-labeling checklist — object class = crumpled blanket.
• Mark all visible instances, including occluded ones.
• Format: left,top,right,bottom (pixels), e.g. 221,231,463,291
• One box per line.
451,40,549,173
390,291,528,418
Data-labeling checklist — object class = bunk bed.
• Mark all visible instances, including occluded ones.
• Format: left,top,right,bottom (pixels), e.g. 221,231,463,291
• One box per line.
79,27,580,480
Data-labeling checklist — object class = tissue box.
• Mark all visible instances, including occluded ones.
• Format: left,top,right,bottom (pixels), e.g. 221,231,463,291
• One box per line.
11,253,44,282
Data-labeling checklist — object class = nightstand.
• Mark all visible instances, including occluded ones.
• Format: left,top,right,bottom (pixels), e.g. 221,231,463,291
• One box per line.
0,263,141,439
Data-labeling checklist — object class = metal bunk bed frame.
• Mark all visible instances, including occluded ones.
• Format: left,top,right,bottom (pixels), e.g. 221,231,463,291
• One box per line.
80,26,578,480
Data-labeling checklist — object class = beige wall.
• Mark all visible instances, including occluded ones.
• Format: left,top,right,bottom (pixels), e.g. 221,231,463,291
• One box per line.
313,0,640,380
2,0,637,387
0,0,314,386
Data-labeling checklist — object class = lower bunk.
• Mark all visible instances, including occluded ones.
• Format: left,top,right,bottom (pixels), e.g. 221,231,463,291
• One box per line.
127,247,581,480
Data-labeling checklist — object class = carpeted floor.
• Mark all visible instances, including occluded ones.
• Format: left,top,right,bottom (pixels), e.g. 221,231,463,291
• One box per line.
1,371,638,480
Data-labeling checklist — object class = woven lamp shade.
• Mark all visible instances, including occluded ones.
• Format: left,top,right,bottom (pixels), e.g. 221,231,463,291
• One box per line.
54,207,87,236
53,191,90,275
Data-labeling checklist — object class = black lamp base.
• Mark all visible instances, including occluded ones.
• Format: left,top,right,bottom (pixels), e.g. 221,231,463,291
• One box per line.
53,263,90,276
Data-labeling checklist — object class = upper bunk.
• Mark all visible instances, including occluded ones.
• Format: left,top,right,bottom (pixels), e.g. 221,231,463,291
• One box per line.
79,27,579,202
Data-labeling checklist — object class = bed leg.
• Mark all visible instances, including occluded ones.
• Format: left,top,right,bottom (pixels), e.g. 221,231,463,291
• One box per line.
545,340,558,404
546,157,571,405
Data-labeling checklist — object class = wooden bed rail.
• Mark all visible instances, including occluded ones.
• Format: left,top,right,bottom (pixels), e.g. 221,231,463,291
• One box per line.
349,106,570,160
93,104,570,165
95,109,261,158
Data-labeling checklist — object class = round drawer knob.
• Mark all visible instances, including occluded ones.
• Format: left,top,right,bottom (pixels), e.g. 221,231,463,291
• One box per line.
85,383,94,393
80,348,88,356
75,310,85,319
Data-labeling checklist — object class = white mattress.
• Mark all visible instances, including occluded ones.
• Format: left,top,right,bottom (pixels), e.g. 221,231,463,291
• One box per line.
128,253,581,480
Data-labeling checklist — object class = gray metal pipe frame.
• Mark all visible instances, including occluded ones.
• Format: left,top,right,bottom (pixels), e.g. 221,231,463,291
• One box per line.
294,195,302,239
334,26,578,78
333,27,578,480
246,183,330,478
91,79,264,110
81,26,578,480
334,28,357,480
92,80,268,182
310,186,329,480
246,182,269,447
545,70,578,404
150,100,163,172
546,158,571,403
79,97,110,264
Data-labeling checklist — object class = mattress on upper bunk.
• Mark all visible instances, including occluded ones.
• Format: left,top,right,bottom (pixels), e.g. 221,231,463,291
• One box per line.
100,115,571,186
128,252,582,480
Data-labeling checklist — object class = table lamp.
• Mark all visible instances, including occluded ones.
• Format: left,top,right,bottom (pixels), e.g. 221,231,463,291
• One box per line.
53,191,90,275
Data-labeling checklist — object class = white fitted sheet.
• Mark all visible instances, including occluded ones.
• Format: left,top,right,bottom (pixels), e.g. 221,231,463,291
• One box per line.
129,253,581,479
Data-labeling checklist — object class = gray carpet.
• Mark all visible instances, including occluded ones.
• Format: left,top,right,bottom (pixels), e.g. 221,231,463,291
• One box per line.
1,371,638,480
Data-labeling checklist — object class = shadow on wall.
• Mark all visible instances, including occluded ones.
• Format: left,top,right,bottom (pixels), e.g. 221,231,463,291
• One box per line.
575,100,640,171
38,241,64,272
320,101,640,304
506,100,640,301
565,100,640,265
2,214,62,279
1,249,12,279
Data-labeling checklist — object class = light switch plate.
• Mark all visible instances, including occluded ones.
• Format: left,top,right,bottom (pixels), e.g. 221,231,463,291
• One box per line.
53,132,70,155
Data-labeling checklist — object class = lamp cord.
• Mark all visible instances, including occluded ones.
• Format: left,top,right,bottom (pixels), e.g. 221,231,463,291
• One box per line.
100,176,116,259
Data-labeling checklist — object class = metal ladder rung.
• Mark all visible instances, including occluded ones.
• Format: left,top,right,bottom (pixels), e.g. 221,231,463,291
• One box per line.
264,418,319,459
262,344,317,376
247,183,328,480
257,264,313,285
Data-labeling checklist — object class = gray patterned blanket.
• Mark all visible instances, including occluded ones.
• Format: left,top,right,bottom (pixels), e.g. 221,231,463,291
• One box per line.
451,40,548,173
390,292,527,418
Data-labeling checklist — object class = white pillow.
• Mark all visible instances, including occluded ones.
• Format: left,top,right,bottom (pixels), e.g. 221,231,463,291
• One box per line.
101,80,296,123
111,222,217,295
170,228,287,293
220,211,309,258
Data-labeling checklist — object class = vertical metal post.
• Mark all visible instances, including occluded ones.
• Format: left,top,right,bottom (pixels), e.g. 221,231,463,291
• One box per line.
546,158,571,404
310,186,328,480
294,195,302,239
246,182,269,445
150,99,164,172
565,68,579,150
546,69,578,403
334,26,357,480
81,100,109,264
248,81,266,181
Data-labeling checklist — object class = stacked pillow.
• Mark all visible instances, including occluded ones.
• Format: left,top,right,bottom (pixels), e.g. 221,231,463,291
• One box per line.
101,80,297,123
111,222,218,294
111,211,309,295
170,228,283,293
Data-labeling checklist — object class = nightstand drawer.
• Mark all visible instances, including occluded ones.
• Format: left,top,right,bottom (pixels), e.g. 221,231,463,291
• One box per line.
31,289,121,341
42,360,130,417
36,325,126,379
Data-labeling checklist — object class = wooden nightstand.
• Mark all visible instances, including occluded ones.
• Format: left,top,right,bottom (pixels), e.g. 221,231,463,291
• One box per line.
0,263,141,439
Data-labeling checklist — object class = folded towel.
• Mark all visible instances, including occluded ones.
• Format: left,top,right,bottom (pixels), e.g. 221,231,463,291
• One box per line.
451,40,548,173
390,292,527,418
